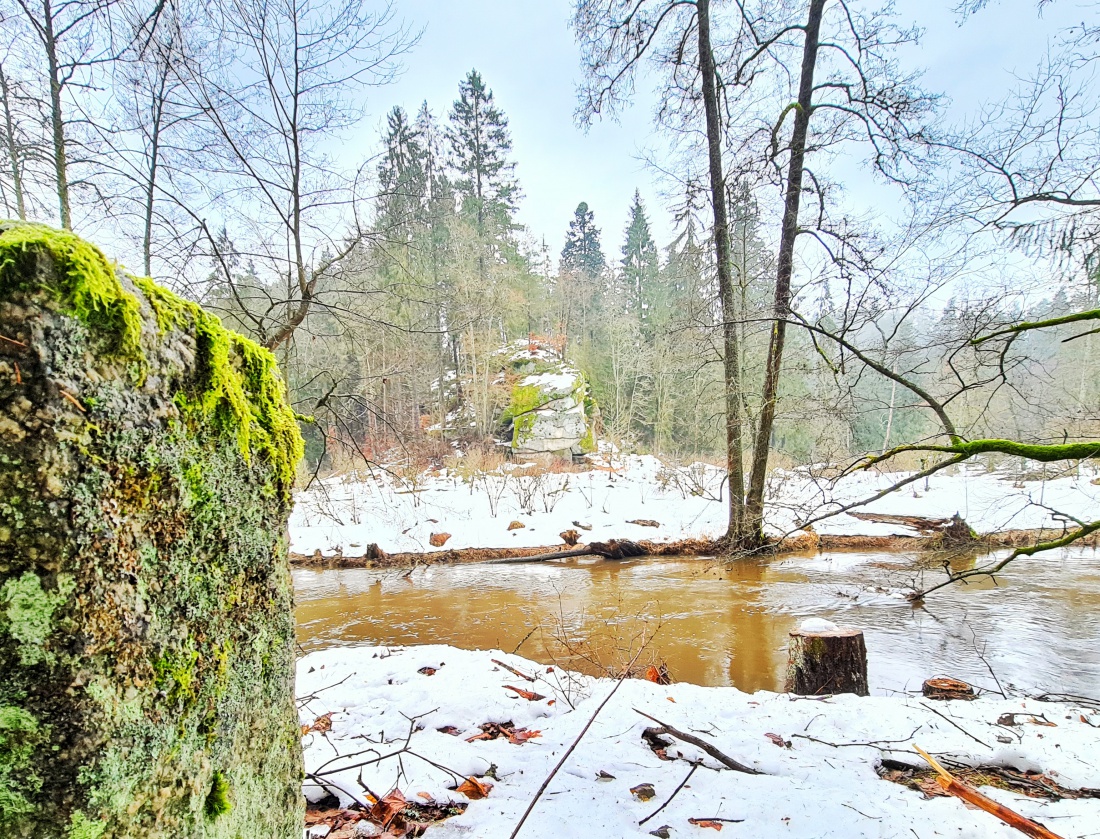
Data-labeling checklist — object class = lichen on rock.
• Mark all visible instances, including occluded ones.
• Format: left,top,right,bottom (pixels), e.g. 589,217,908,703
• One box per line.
0,222,304,838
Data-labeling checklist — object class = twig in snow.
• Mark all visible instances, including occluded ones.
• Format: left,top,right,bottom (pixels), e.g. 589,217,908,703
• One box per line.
508,649,645,839
638,761,700,826
633,710,761,775
1032,692,1100,710
492,658,535,682
297,672,355,707
791,725,922,749
919,702,990,749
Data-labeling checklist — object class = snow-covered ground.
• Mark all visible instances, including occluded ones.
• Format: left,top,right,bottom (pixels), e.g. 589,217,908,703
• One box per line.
298,643,1100,838
289,454,1100,556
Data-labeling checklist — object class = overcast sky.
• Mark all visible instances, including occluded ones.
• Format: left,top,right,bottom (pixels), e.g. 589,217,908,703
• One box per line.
354,0,1085,262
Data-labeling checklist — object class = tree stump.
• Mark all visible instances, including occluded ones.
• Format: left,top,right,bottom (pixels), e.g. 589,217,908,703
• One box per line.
922,677,976,700
785,621,869,696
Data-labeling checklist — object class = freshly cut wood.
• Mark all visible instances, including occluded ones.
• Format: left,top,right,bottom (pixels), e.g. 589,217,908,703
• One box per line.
785,624,868,696
914,746,1065,839
922,677,976,700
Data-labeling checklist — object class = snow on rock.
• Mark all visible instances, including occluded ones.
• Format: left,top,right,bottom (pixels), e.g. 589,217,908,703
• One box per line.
297,644,1100,838
290,455,1100,557
501,343,598,456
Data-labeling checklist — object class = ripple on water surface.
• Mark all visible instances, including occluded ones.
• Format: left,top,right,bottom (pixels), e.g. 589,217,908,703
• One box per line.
293,548,1100,695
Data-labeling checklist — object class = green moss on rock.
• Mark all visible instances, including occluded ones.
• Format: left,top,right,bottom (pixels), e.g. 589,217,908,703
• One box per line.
0,225,142,359
0,223,304,839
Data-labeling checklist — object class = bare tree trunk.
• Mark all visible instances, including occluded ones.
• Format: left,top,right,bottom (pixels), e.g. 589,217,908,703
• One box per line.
142,68,168,276
42,0,72,229
697,0,746,543
0,66,26,220
744,0,826,545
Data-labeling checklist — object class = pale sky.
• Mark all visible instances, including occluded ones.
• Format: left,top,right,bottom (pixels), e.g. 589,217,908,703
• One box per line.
353,0,1086,262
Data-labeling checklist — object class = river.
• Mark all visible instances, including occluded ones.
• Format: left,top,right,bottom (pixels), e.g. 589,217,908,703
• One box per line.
293,547,1100,695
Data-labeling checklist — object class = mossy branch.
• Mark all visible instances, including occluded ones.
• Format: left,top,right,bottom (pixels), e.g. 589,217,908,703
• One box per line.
910,518,1100,601
860,438,1100,468
973,308,1100,345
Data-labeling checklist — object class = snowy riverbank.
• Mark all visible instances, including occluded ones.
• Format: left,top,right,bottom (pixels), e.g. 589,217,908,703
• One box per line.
290,455,1100,557
298,644,1100,838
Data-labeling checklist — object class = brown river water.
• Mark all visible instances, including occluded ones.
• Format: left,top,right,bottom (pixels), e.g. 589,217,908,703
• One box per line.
293,548,1100,696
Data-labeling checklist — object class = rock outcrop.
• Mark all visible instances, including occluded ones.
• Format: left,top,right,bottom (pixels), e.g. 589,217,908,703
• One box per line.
498,342,598,456
0,223,304,838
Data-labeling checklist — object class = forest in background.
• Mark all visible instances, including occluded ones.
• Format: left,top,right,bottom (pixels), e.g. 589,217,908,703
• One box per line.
2,0,1098,521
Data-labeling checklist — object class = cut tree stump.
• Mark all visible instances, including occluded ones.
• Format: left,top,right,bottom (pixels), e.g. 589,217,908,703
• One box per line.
785,623,869,696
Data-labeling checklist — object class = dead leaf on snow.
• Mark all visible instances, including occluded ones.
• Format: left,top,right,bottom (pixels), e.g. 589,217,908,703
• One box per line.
688,817,723,830
454,777,493,800
301,712,333,736
631,783,656,802
503,684,546,701
369,789,407,827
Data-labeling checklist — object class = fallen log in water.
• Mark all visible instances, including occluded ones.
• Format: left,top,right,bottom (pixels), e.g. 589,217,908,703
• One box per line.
481,539,649,564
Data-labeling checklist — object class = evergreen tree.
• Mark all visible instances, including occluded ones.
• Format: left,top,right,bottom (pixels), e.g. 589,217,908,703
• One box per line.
560,201,605,278
446,69,519,233
376,106,427,247
621,189,659,320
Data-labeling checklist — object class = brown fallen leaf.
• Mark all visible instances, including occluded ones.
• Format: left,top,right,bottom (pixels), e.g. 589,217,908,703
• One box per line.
503,684,546,701
631,783,656,802
437,725,461,736
507,728,542,745
455,777,493,800
667,697,676,703
688,818,723,830
369,789,407,827
301,712,333,736
418,666,438,676
416,792,433,801
644,665,672,685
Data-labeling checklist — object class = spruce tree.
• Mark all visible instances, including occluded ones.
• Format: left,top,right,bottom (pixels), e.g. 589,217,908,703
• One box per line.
376,106,427,246
621,189,659,320
446,69,519,233
560,201,605,279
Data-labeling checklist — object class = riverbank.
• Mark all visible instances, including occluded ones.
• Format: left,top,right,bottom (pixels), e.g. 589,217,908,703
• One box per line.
290,455,1100,567
298,643,1100,839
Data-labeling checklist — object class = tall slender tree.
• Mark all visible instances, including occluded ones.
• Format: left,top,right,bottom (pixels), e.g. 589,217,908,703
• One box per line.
620,189,658,322
447,69,519,235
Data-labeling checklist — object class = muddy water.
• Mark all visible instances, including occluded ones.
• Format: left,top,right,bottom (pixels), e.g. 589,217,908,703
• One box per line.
293,548,1100,695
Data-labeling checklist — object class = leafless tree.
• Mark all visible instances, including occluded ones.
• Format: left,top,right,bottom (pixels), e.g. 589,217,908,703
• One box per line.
171,0,417,350
573,0,936,547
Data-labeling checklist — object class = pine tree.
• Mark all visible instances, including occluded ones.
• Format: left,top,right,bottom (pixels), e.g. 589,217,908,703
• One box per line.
621,189,659,320
446,69,519,234
560,201,605,278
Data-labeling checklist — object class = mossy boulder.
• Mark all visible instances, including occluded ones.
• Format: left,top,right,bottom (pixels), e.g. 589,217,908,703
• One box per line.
498,342,598,456
0,223,304,838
